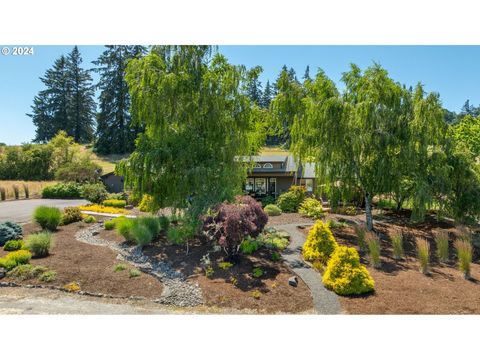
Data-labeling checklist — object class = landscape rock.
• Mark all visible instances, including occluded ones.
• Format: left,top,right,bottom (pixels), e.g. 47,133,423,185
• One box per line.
288,276,298,287
0,268,5,279
125,205,134,210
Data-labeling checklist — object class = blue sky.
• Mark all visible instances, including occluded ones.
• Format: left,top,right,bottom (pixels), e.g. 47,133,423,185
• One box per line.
1,45,479,145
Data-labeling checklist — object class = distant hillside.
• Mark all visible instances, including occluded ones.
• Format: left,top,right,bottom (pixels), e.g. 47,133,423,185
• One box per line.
80,145,130,174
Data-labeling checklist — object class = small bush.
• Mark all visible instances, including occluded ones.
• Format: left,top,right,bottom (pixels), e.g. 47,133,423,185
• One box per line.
0,187,5,201
390,229,404,260
252,267,264,278
416,238,430,274
0,221,22,246
3,240,24,251
264,204,282,216
42,182,82,199
8,264,47,280
102,199,127,208
81,182,108,204
260,195,275,207
116,217,135,242
354,224,367,251
261,235,289,251
435,230,449,263
366,232,381,268
271,252,281,262
79,204,127,214
251,290,262,299
0,257,17,270
130,223,154,247
39,270,57,282
61,206,83,225
335,206,358,216
104,219,116,230
158,216,170,231
326,218,348,229
138,194,159,213
322,246,375,295
3,221,22,238
454,239,472,279
218,261,233,270
302,221,337,264
240,237,261,255
83,215,96,223
6,249,32,265
113,263,127,272
276,186,306,213
25,232,53,258
63,282,81,292
34,206,62,231
138,216,161,238
129,268,141,278
205,266,214,277
299,197,323,219
166,223,195,245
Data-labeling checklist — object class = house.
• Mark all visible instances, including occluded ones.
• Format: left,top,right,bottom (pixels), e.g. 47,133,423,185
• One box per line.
239,155,316,198
100,172,125,193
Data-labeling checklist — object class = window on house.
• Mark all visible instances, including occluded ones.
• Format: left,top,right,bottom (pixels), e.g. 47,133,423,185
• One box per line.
254,163,261,168
305,179,314,192
263,163,273,169
255,178,267,194
245,178,254,191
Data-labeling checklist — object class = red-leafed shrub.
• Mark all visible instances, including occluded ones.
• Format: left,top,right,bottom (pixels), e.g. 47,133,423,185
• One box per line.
202,196,268,259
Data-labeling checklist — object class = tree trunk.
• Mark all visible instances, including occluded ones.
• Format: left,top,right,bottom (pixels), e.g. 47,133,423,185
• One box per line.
365,193,373,231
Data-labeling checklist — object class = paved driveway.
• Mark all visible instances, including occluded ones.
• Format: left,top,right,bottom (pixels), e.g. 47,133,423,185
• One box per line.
0,199,88,223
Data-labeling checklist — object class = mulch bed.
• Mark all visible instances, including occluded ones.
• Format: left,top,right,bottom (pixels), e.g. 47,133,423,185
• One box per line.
98,227,314,314
1,222,164,299
267,212,312,225
300,213,480,314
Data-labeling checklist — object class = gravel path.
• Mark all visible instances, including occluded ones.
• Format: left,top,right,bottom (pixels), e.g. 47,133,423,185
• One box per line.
274,223,342,314
75,223,204,307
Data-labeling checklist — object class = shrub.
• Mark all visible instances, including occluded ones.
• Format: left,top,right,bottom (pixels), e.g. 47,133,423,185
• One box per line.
166,223,195,245
0,257,17,270
12,184,19,199
264,204,282,216
54,158,100,183
454,239,472,279
130,223,154,247
416,238,430,274
6,249,32,265
261,232,289,251
276,186,306,213
3,240,24,251
302,221,338,264
354,224,367,251
335,206,358,216
390,229,404,260
3,221,22,238
299,197,323,219
42,182,82,199
435,230,449,263
159,215,170,231
202,196,267,258
138,194,159,213
0,221,22,246
78,204,127,214
8,264,47,280
83,215,96,223
33,206,62,231
322,246,375,295
260,195,275,207
23,183,29,199
61,206,82,225
102,199,127,208
251,290,262,299
39,270,57,282
0,187,5,201
113,263,127,272
129,268,141,278
25,232,53,257
326,218,348,229
218,261,233,270
366,232,381,268
116,218,135,242
63,282,81,292
252,267,264,278
271,252,281,262
138,216,161,238
81,182,108,204
240,237,261,255
104,219,116,230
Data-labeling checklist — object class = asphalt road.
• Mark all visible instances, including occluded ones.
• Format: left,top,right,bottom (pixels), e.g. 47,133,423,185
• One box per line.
0,199,88,223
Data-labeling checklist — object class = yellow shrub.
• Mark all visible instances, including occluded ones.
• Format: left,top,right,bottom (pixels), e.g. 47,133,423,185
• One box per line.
79,204,127,214
63,282,81,292
322,246,374,295
302,221,337,264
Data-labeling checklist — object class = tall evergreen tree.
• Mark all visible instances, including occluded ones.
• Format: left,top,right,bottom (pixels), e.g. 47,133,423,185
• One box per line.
246,66,263,106
65,46,96,143
93,45,146,154
303,65,311,81
261,80,273,109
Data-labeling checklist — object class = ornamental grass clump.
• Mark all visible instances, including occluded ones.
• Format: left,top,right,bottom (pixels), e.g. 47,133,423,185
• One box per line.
61,206,83,225
322,246,375,295
390,229,404,260
302,221,337,265
25,232,53,258
365,232,381,268
264,204,282,216
12,184,19,199
416,238,430,274
22,183,29,199
454,239,472,279
435,230,449,263
0,187,5,201
33,206,62,231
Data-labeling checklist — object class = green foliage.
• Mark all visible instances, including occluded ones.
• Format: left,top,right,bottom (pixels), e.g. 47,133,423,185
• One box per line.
435,230,449,263
390,229,404,260
3,240,24,251
276,186,306,212
454,239,472,278
116,216,162,247
61,206,82,225
54,155,100,183
138,194,159,213
130,223,153,247
25,232,53,257
113,263,127,272
166,222,196,245
0,143,53,181
252,267,264,278
299,197,323,219
416,238,430,274
302,221,337,264
326,219,348,229
115,217,135,242
271,252,281,262
42,182,82,199
0,221,23,246
322,246,375,295
81,183,108,204
129,268,141,278
8,264,48,280
263,204,282,216
39,270,57,282
158,216,170,232
104,219,116,230
118,46,265,219
218,261,234,270
240,237,261,255
102,199,127,208
260,227,290,251
366,232,381,268
451,115,480,157
0,257,17,271
83,215,96,224
260,195,275,207
5,249,32,266
33,206,62,231
354,224,367,251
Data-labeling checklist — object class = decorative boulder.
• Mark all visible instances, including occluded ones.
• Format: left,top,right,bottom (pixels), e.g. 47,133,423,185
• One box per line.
0,267,5,279
288,276,298,287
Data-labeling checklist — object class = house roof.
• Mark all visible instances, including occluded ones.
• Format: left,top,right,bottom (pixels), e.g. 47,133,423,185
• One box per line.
237,154,316,178
236,155,288,163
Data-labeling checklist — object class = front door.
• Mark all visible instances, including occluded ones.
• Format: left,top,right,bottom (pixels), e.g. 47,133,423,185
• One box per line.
268,177,276,196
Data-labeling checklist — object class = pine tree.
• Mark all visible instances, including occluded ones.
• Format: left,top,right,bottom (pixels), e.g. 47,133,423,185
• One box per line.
303,65,311,81
93,45,146,154
246,66,263,106
261,80,273,109
65,46,96,143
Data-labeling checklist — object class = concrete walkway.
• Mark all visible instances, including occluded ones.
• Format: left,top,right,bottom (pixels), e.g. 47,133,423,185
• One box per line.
274,223,342,314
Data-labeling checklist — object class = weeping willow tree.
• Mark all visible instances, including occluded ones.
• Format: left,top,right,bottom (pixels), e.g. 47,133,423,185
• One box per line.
118,46,265,218
292,64,409,230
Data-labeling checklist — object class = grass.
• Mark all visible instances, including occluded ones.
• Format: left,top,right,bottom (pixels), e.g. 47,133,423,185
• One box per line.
354,224,367,251
416,238,430,274
80,145,130,174
390,229,404,260
366,232,381,268
435,230,450,263
129,268,141,278
454,239,472,279
0,181,57,201
113,263,127,272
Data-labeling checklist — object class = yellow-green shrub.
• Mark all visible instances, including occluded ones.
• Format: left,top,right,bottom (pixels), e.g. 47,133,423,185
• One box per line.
302,221,337,264
102,199,127,208
79,204,127,214
299,197,323,219
322,246,375,295
138,194,159,213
